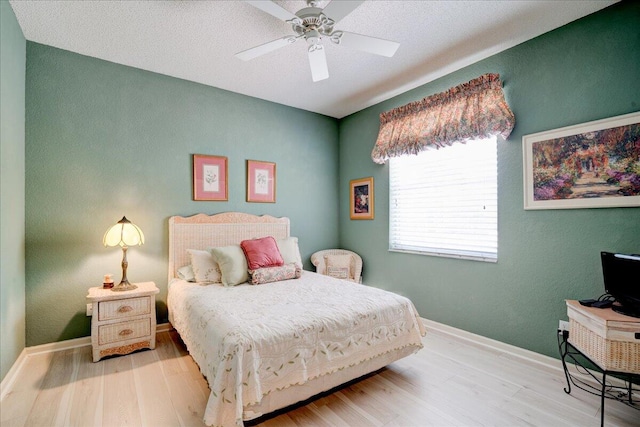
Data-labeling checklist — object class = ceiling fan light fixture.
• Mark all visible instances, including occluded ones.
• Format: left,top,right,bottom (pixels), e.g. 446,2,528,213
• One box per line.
308,42,323,53
305,29,322,46
329,31,343,45
239,0,399,81
287,17,304,27
291,9,334,37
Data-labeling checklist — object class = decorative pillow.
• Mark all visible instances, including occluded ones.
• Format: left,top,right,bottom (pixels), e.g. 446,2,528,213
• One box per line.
240,236,284,270
276,237,303,268
177,265,196,282
187,249,221,283
249,263,302,285
210,245,249,286
324,254,353,280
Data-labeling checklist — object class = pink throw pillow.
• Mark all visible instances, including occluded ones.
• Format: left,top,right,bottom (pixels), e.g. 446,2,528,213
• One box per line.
241,236,284,270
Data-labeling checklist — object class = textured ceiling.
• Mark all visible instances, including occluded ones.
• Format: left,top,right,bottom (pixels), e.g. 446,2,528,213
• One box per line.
9,0,616,118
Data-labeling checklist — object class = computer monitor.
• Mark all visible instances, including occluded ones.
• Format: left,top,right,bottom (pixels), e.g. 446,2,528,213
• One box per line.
601,251,640,318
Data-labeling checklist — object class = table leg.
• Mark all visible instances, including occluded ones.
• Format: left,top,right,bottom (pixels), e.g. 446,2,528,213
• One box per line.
558,330,572,394
601,371,607,427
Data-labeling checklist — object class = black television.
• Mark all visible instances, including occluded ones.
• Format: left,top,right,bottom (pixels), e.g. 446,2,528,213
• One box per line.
601,251,640,318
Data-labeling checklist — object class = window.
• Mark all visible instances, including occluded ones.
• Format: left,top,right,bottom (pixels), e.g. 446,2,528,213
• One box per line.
389,136,497,262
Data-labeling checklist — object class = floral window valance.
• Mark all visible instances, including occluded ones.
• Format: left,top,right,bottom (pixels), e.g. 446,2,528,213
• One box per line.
371,73,515,164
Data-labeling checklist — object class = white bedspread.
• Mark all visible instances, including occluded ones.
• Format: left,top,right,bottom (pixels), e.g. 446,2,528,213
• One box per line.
168,271,426,427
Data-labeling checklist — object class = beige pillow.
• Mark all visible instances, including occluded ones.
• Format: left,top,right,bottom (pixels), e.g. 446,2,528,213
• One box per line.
324,254,352,280
177,265,196,282
187,249,221,283
210,245,249,286
277,237,303,268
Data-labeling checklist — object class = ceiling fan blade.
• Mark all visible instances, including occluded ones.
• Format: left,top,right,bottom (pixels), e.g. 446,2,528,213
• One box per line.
332,31,399,57
244,0,299,23
308,46,329,82
321,1,365,24
235,36,298,61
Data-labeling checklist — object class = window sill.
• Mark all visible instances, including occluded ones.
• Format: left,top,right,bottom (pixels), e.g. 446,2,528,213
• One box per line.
389,248,497,263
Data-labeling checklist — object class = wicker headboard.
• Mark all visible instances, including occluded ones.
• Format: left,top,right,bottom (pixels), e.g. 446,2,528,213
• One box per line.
168,212,290,281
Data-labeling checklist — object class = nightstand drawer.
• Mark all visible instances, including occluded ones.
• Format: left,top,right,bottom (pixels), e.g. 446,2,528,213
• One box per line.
98,296,151,321
98,318,151,345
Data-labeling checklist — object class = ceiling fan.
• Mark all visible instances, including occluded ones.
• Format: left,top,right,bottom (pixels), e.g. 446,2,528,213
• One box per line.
236,0,400,82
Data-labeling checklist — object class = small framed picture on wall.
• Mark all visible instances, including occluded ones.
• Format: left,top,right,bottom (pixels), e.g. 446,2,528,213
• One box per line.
193,154,228,201
350,177,374,220
247,160,276,203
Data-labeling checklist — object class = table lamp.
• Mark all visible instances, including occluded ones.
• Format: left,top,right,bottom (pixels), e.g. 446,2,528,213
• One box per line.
103,216,144,291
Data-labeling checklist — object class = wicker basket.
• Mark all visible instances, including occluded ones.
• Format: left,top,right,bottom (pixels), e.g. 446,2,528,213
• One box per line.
567,300,640,374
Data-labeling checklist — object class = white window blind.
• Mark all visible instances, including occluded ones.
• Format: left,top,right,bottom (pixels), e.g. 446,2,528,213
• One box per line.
389,137,497,262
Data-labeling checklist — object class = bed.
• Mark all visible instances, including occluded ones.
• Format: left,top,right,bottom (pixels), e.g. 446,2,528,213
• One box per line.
167,212,426,426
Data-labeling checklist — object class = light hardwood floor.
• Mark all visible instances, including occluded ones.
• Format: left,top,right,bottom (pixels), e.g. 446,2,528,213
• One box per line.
1,328,638,427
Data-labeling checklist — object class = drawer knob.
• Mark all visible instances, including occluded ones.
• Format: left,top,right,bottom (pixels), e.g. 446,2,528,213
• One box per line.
118,305,133,313
119,329,134,336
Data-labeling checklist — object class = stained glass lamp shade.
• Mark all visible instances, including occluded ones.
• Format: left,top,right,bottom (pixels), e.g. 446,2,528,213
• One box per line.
103,216,144,291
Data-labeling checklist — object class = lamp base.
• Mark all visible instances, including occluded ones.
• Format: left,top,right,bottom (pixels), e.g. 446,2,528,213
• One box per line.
111,280,138,292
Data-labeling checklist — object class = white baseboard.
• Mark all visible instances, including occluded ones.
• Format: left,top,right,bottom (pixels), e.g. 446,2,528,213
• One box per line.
0,348,28,401
421,318,633,391
157,322,172,332
422,318,563,372
24,322,172,356
25,335,92,356
0,323,172,401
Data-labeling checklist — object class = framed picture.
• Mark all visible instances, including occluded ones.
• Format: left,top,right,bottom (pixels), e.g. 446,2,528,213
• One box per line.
523,111,640,210
193,154,228,201
247,160,276,203
350,177,374,220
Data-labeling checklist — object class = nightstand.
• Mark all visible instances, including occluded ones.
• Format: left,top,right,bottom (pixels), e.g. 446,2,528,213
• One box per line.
86,281,159,362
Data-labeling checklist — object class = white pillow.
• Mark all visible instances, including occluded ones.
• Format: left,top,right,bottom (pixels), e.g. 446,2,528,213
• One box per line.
187,249,221,283
177,265,196,282
210,245,249,286
277,237,303,268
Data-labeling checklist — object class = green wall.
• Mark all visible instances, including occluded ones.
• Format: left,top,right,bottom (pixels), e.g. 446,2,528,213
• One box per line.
1,0,26,382
339,1,640,358
25,43,340,346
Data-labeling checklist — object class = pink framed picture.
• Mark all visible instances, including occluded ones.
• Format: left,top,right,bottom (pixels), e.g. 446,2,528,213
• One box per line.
246,160,276,203
193,154,228,201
